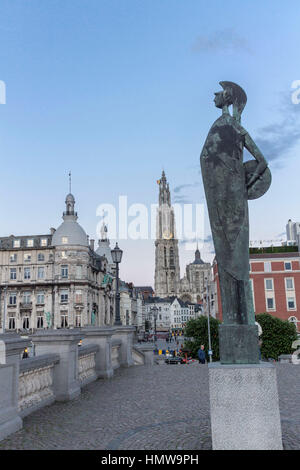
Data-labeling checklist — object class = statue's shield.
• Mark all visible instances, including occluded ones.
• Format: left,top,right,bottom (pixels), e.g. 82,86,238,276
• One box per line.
244,160,272,200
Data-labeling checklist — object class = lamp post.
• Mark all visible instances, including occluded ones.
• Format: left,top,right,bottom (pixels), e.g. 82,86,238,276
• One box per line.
111,242,123,326
205,277,213,363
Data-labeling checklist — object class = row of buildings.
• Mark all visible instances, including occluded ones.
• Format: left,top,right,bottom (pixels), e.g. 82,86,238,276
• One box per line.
1,171,299,334
0,187,201,334
0,192,148,333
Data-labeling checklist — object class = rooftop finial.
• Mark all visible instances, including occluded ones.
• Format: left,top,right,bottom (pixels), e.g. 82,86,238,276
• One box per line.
69,171,72,193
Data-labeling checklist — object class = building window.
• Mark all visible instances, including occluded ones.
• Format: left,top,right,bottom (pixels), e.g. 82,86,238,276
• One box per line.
60,290,68,303
76,265,82,279
24,253,31,262
37,315,44,328
61,265,68,278
61,251,67,259
38,267,45,279
264,262,271,272
38,253,45,261
75,314,82,327
37,292,45,304
61,312,68,328
23,292,31,304
10,268,17,280
9,317,16,330
9,293,17,305
284,262,292,271
265,279,273,290
62,237,68,244
27,239,34,247
267,297,275,310
287,297,296,310
40,238,47,247
75,290,82,303
285,278,294,290
24,267,31,279
13,240,20,248
22,316,30,329
10,253,17,263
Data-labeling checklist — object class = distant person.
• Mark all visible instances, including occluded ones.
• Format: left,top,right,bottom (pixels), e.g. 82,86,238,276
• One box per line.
197,345,206,364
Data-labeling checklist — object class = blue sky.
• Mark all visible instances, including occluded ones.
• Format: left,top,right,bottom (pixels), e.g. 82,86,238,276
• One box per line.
1,0,300,285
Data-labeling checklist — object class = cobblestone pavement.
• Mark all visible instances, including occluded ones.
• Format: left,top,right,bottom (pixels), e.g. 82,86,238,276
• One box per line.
0,363,299,450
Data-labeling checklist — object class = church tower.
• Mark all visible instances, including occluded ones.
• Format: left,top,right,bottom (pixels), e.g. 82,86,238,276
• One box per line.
154,171,180,297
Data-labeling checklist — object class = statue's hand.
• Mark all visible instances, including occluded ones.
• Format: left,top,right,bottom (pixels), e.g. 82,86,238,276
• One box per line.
247,172,262,188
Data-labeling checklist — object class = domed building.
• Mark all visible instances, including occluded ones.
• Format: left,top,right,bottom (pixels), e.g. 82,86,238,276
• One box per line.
0,192,115,331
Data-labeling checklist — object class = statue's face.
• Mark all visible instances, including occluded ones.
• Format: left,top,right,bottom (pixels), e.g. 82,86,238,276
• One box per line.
214,91,225,108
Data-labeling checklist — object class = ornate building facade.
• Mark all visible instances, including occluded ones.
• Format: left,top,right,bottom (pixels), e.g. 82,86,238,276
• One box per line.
0,192,115,332
154,171,211,304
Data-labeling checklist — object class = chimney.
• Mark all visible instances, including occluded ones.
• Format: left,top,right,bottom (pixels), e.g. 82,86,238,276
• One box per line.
50,227,56,235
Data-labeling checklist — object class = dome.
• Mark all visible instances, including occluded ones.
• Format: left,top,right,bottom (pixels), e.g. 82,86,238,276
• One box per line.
52,192,88,247
52,217,88,247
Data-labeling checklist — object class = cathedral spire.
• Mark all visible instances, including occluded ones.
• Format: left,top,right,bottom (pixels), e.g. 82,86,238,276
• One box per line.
158,170,171,206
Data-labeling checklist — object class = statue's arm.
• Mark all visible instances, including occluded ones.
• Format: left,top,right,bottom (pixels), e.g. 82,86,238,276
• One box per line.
243,131,268,188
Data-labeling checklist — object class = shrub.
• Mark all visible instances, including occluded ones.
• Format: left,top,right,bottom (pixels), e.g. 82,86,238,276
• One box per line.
184,316,221,361
256,313,297,360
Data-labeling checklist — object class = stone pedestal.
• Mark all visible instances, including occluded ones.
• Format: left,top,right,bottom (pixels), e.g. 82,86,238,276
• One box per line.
112,326,135,368
30,330,81,401
82,327,114,379
0,334,29,441
219,324,260,364
208,362,283,450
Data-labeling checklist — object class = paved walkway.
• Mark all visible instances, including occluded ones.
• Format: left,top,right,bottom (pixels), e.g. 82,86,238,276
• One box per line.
0,363,299,450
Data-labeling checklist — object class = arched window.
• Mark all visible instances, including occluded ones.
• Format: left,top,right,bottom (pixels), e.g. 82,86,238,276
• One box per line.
170,247,175,267
195,272,200,289
164,247,167,267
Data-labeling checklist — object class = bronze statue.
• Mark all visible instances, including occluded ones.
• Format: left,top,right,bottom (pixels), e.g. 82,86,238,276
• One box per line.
200,81,271,364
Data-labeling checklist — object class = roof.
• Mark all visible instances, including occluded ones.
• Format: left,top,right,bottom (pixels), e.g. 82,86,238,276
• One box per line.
52,216,88,247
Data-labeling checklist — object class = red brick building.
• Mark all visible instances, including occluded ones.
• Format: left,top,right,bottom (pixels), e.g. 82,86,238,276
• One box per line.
212,248,300,331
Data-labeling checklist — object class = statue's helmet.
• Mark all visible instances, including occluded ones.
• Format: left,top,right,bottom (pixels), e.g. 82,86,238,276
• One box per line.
219,81,247,121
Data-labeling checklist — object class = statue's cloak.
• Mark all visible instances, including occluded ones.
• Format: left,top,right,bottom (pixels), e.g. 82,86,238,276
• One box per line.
200,114,249,281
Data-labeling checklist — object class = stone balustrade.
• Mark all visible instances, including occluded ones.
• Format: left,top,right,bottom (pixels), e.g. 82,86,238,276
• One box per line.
18,354,60,417
0,324,151,443
78,344,98,386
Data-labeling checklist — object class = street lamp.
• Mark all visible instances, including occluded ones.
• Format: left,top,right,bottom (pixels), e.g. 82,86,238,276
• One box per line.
151,305,158,345
111,242,123,326
205,277,213,363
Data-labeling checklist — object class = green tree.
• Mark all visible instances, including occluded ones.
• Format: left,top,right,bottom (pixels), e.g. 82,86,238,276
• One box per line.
184,316,221,361
256,313,297,360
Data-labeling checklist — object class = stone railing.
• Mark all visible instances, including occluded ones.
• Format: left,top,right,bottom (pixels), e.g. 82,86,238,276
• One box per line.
78,344,98,386
0,325,139,442
132,344,154,366
18,354,60,418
